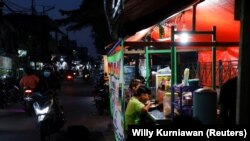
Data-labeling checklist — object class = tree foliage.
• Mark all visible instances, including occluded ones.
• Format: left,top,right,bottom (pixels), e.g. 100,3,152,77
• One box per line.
56,0,113,55
1,14,59,62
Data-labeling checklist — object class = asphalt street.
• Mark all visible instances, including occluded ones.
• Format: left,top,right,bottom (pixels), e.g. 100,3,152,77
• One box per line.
0,77,114,141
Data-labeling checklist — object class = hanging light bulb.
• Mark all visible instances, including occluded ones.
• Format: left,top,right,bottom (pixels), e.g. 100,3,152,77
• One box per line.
181,11,191,43
180,23,189,43
180,32,189,43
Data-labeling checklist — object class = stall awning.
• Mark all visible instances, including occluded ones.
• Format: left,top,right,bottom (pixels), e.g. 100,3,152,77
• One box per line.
107,0,239,61
104,0,201,38
105,27,153,54
150,0,240,43
124,0,240,62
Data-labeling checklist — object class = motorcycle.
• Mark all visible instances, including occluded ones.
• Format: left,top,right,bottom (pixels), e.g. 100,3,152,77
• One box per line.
0,90,7,108
0,78,21,108
83,73,90,83
65,70,75,81
22,87,34,115
65,73,74,81
6,84,21,103
3,77,21,104
94,85,110,115
32,90,65,141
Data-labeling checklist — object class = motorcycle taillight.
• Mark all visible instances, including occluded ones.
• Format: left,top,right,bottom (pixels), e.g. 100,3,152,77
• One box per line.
67,75,73,79
24,89,33,94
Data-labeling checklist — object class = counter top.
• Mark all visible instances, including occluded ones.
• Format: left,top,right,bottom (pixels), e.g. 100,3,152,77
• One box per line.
148,110,166,120
147,109,171,125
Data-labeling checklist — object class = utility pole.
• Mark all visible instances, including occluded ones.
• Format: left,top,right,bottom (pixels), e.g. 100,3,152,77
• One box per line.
42,6,55,15
31,0,36,15
0,0,4,16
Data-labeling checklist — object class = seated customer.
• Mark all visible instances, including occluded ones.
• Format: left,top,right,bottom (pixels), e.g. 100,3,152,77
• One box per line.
125,86,153,132
124,79,142,108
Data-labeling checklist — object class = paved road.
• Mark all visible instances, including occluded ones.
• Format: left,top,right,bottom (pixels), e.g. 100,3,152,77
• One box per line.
0,77,114,141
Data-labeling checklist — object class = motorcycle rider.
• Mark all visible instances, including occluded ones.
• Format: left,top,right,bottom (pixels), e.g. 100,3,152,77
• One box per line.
19,66,39,115
36,64,61,93
36,64,64,123
36,64,62,115
33,64,65,140
19,66,39,91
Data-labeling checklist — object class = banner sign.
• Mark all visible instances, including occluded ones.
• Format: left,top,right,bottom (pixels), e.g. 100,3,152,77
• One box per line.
108,50,125,141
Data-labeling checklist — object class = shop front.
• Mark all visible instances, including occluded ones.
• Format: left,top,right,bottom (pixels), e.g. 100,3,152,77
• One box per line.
0,56,15,79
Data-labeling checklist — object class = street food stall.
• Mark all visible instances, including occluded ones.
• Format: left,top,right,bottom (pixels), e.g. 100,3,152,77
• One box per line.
105,0,240,140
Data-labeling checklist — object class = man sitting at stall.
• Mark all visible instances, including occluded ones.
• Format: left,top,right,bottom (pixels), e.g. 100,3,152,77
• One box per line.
125,86,153,133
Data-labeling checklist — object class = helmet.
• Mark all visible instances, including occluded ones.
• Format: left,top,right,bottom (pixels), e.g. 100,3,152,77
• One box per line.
42,64,54,72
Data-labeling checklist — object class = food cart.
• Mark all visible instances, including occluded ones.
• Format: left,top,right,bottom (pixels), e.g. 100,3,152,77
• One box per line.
105,0,240,140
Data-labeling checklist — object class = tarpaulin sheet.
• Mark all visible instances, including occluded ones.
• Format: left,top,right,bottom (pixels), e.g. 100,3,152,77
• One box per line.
198,47,239,62
198,47,238,86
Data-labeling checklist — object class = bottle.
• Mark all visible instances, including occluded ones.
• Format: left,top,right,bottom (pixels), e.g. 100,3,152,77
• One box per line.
183,68,190,86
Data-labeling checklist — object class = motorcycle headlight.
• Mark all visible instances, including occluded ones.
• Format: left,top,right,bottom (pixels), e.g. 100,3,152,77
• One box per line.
33,99,53,115
36,106,49,114
38,115,46,122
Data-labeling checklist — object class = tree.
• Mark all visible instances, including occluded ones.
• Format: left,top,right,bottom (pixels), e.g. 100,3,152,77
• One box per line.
3,14,61,63
56,0,114,55
0,13,17,55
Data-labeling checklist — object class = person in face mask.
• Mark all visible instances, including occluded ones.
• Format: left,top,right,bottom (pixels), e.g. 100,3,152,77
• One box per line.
36,64,61,93
43,70,51,78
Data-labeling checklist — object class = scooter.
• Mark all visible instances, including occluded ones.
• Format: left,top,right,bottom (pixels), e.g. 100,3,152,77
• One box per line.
83,73,90,83
32,91,65,141
0,78,21,108
65,73,74,81
94,85,110,115
22,87,34,115
65,71,75,81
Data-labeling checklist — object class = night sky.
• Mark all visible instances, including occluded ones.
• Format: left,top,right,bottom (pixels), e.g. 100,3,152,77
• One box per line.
4,0,97,57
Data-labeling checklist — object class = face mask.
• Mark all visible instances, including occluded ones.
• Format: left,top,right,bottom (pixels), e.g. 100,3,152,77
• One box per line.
43,71,51,78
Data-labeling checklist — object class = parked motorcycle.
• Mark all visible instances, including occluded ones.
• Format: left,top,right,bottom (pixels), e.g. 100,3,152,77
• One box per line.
0,90,7,108
83,73,90,83
94,85,110,115
32,90,65,141
0,77,21,108
6,83,21,103
3,77,21,103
